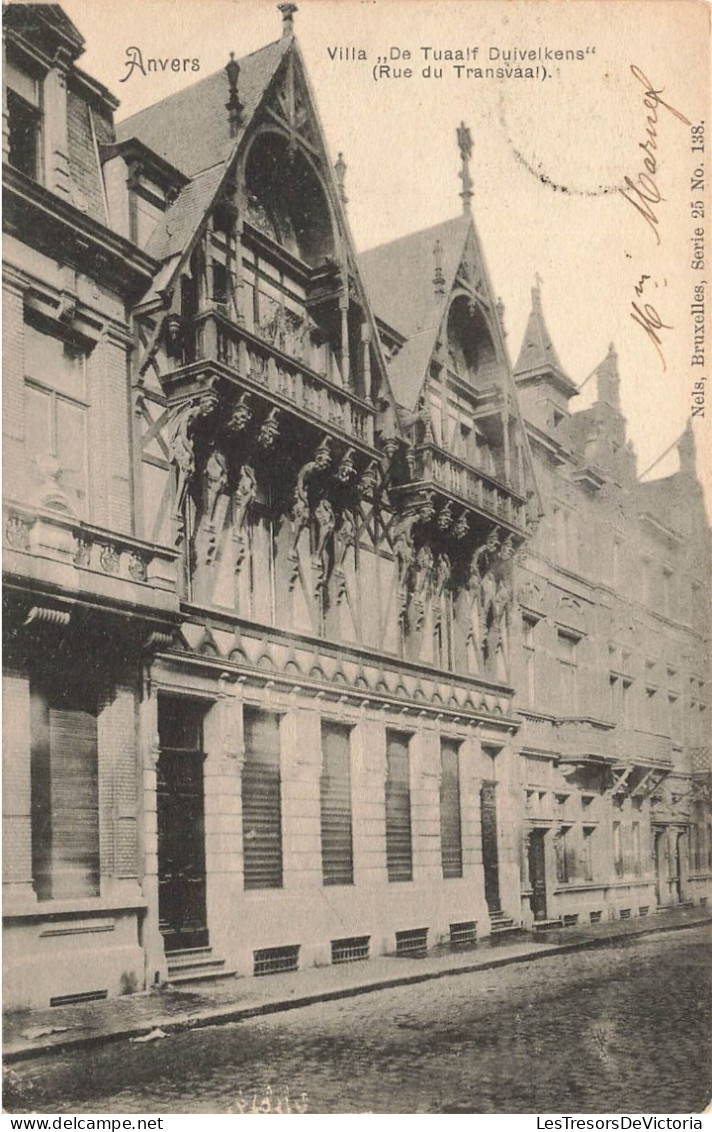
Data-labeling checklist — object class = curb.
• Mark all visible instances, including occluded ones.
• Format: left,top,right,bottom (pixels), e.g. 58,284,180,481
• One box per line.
4,914,711,1064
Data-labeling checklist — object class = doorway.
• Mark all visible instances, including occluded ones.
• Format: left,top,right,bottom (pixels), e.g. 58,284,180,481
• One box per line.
528,829,548,921
480,780,500,914
156,697,209,953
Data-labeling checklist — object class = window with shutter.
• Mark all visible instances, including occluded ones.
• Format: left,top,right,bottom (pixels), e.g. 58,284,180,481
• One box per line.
440,739,463,879
242,708,283,889
385,731,413,882
320,721,354,886
30,681,100,901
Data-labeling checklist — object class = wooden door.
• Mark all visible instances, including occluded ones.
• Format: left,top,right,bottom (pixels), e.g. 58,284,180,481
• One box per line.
480,781,500,914
528,830,548,921
157,747,208,952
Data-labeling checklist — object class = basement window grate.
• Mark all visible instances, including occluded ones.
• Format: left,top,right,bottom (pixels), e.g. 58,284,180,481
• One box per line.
619,908,631,920
50,989,108,1007
562,914,579,928
589,911,603,924
253,945,299,977
331,936,370,964
395,927,428,957
638,905,650,917
450,921,477,948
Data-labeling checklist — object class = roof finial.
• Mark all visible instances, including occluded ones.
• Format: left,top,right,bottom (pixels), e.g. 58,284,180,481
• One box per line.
457,121,473,213
225,52,243,137
433,239,445,295
278,3,298,37
334,152,347,206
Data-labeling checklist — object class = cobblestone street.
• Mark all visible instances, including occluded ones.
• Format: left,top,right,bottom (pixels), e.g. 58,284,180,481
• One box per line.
4,926,710,1114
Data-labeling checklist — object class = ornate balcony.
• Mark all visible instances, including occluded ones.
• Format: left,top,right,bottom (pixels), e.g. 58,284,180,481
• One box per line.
404,442,529,536
165,310,378,456
3,503,179,615
612,729,673,769
554,717,616,763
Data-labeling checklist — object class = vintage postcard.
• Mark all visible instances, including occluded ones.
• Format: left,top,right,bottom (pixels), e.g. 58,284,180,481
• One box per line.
2,0,711,1117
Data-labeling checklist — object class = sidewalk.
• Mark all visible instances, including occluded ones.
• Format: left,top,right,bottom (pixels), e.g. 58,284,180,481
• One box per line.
4,904,711,1064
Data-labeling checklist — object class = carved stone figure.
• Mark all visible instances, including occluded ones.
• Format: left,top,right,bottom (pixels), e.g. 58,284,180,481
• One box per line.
227,392,253,435
289,437,332,589
167,392,219,542
334,509,356,604
313,497,336,594
231,463,257,575
257,408,281,450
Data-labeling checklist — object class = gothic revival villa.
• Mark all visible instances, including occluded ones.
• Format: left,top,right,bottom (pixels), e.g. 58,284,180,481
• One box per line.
3,3,710,1009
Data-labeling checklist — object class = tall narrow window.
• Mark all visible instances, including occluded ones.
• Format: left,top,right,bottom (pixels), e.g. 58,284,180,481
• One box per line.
6,56,42,180
557,630,579,713
522,615,537,703
440,739,463,879
242,708,283,889
320,722,353,885
612,821,623,878
632,821,641,875
582,827,595,882
24,315,89,513
31,676,100,901
385,731,413,882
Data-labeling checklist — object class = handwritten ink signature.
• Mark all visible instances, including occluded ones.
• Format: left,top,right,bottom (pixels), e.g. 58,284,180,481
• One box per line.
623,65,691,370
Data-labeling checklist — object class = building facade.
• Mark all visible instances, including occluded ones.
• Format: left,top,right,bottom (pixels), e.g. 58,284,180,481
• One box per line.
3,4,710,1011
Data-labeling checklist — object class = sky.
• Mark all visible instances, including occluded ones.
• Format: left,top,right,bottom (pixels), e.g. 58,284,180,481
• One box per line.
59,0,711,503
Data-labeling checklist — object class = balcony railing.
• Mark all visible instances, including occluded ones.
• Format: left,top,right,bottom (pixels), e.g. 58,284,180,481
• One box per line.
410,443,527,531
553,717,615,762
613,729,673,768
3,504,179,614
192,310,376,449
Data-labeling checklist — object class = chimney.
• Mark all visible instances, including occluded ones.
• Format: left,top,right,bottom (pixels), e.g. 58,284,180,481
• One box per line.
278,3,298,37
225,52,243,137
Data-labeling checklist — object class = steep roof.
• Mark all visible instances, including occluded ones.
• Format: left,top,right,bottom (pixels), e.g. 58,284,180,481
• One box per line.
513,284,577,397
116,37,290,179
358,214,470,408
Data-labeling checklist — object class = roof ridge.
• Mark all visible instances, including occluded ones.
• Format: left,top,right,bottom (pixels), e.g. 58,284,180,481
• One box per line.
116,36,284,129
359,213,469,259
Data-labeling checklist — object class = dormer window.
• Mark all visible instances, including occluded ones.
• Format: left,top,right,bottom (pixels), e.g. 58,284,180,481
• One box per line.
6,55,42,181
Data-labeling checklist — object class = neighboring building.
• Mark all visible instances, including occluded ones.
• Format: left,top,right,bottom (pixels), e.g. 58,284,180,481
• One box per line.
3,4,710,1011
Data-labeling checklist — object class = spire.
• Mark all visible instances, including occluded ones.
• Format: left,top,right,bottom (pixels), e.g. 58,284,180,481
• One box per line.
278,3,298,37
595,342,621,411
225,52,243,137
432,238,445,295
334,152,347,206
457,121,473,213
513,277,574,394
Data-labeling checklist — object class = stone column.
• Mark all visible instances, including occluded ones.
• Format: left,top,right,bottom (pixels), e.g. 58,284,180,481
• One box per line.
42,54,72,198
202,680,243,966
351,711,388,890
411,723,442,889
97,684,142,902
281,702,323,893
137,674,166,987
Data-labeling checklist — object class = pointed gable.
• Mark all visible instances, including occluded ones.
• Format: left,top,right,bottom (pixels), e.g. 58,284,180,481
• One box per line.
514,283,577,398
359,215,470,408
